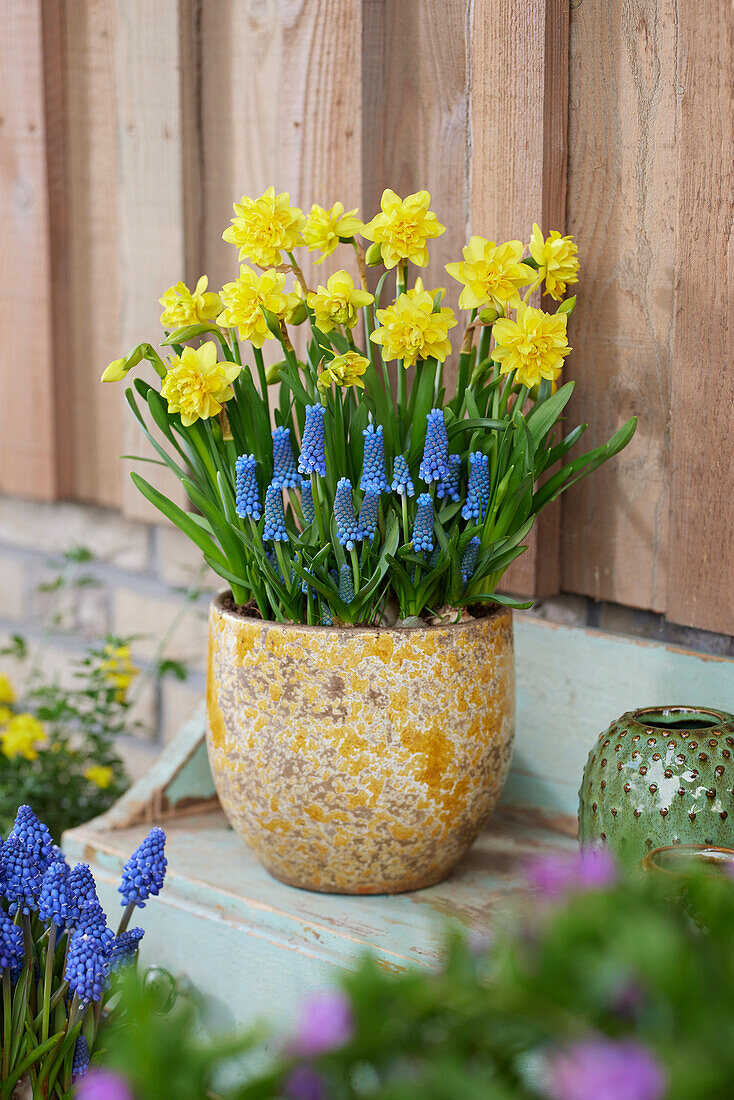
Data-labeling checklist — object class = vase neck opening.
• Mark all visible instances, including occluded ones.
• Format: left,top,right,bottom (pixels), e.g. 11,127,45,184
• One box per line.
633,706,727,732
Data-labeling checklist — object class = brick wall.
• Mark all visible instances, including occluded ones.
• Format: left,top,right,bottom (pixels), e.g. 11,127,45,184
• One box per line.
0,496,217,779
1,496,731,783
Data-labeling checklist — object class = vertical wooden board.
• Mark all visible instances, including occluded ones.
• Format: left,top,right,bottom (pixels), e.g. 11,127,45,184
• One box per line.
560,0,677,612
200,0,282,296
0,1,59,499
64,0,123,507
113,0,191,520
470,0,568,598
667,2,734,633
362,0,469,341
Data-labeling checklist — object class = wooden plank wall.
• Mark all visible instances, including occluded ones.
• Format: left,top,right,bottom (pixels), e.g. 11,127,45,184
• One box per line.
0,0,732,634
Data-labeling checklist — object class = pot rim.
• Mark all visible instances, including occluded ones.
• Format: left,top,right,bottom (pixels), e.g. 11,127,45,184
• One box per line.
210,589,512,636
629,705,733,732
641,843,734,877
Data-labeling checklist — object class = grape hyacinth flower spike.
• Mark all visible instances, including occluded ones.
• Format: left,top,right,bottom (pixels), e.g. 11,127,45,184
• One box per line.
118,826,167,932
72,1036,91,1082
461,536,481,585
412,494,435,553
65,930,111,1007
272,426,300,489
419,409,450,484
391,455,415,497
263,482,289,542
334,478,362,550
110,927,145,971
437,454,461,503
10,804,55,872
360,424,389,494
235,454,262,521
338,563,355,605
1,833,42,915
359,491,380,542
0,907,24,974
38,859,70,927
298,403,327,477
462,451,490,521
68,862,101,929
300,478,315,525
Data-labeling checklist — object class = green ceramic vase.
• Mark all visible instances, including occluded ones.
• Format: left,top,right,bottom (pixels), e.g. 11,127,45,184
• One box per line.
579,706,734,861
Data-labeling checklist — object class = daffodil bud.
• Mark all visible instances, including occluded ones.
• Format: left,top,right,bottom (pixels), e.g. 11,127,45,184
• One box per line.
365,241,383,267
557,295,576,315
288,300,309,326
478,306,500,325
100,358,130,383
266,360,287,385
262,307,283,340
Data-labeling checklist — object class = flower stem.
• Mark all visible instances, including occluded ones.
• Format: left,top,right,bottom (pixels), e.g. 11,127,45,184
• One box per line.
253,346,270,424
274,541,290,590
41,923,57,1044
310,474,328,544
401,493,410,545
350,547,360,595
2,971,11,1079
117,901,136,937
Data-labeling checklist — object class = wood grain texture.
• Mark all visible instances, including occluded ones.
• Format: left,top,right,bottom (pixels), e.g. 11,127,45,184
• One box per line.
362,0,469,326
64,0,125,507
471,0,569,598
560,0,677,612
113,0,190,519
0,1,62,498
667,1,734,632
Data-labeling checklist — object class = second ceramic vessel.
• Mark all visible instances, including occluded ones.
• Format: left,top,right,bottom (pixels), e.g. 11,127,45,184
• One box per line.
579,706,734,861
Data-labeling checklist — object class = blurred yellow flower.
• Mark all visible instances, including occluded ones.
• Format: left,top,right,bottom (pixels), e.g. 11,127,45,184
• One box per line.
217,266,288,347
0,705,12,726
1,713,47,761
0,674,16,705
318,352,369,391
303,203,364,262
159,276,222,329
492,302,571,389
362,189,445,269
446,237,533,312
161,342,240,428
307,270,374,333
370,290,457,368
529,223,579,301
84,764,115,790
100,643,139,703
223,187,305,267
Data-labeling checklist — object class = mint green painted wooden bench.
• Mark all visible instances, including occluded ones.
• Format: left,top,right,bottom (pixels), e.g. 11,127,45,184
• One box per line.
63,616,734,1032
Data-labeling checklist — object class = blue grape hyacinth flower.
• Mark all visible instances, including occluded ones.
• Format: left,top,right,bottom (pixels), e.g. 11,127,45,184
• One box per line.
419,409,449,484
1,833,42,915
334,478,362,550
10,805,54,873
263,482,289,542
235,454,262,520
38,859,70,927
437,454,461,503
72,1036,90,1082
67,863,100,929
300,478,315,525
462,452,490,521
359,491,380,542
461,536,481,584
271,426,300,489
119,827,167,909
412,494,435,553
298,403,327,477
0,908,24,973
391,455,415,497
338,563,355,604
360,424,390,494
65,930,111,1005
110,927,145,971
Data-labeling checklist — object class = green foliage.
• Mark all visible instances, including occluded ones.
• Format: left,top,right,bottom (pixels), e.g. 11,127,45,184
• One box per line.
117,250,635,625
96,866,734,1099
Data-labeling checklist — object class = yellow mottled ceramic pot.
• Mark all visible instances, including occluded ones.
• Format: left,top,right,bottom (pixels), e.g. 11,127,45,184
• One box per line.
206,593,515,894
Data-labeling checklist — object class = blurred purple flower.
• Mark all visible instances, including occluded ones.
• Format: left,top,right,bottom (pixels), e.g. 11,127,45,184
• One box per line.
544,1038,666,1100
295,991,353,1055
75,1070,134,1100
284,1064,327,1100
525,847,617,901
